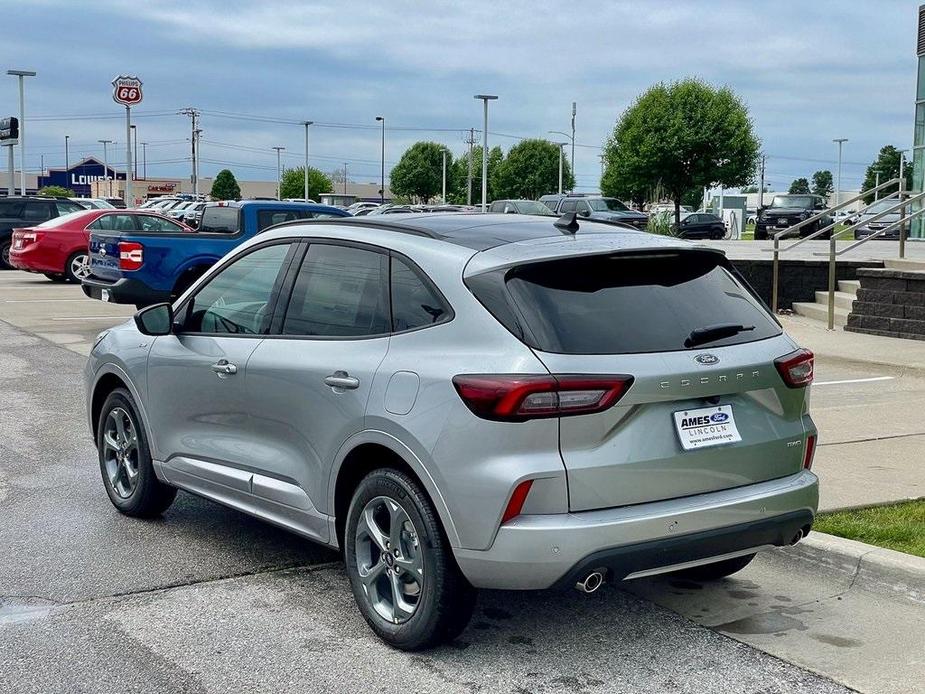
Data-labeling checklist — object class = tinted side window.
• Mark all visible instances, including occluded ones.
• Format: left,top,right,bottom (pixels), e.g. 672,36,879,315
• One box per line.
137,215,185,232
181,243,291,335
257,209,307,231
489,201,504,213
0,200,24,217
56,201,84,216
23,202,53,222
576,200,590,213
199,206,240,233
89,215,114,231
282,244,388,337
391,257,450,332
559,199,577,213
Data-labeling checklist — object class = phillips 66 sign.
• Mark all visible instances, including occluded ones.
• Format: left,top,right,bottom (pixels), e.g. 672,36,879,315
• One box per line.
112,75,143,106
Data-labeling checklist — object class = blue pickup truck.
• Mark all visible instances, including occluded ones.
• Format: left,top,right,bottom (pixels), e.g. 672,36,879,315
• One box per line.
81,200,350,307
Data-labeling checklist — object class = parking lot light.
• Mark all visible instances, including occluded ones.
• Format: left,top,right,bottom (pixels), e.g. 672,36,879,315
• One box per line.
303,121,313,201
474,95,498,212
375,116,385,204
273,146,285,199
7,69,36,195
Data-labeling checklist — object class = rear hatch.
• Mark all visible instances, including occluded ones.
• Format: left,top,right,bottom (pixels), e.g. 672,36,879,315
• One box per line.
88,233,124,281
468,248,812,512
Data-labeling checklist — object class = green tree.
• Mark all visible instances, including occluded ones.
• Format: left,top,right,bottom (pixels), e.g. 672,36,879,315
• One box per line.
494,139,574,199
279,166,333,200
390,141,453,203
448,145,504,204
789,178,810,194
601,78,760,226
210,169,241,200
861,145,913,204
811,170,833,198
38,185,74,197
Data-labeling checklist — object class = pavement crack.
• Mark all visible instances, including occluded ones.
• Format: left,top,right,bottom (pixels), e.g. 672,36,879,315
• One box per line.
818,430,925,447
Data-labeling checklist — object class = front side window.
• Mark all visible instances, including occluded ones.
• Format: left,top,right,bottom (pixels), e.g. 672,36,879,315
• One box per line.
180,243,292,335
137,215,186,232
391,257,450,332
282,244,388,337
588,198,629,212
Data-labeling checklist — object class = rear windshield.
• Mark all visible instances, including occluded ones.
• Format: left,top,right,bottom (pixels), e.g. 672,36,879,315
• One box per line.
199,206,240,233
469,251,780,354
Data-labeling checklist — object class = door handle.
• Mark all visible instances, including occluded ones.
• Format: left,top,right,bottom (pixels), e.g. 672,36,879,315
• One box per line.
325,371,359,390
211,359,238,376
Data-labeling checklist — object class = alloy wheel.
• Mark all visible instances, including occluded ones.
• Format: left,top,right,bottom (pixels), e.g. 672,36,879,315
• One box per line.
102,407,140,499
71,253,91,281
354,496,424,624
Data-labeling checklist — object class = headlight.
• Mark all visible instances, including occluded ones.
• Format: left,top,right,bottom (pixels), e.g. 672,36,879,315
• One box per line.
799,211,809,220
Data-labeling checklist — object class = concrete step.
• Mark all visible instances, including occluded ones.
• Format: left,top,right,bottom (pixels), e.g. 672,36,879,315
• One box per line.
792,301,849,327
814,290,856,311
884,258,925,271
837,279,861,294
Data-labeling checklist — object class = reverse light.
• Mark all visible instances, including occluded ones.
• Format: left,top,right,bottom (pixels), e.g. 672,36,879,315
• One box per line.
774,349,814,388
452,374,634,421
803,434,817,470
118,242,144,271
500,479,534,524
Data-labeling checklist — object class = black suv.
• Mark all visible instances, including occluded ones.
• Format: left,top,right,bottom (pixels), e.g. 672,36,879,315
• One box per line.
0,196,86,269
754,194,832,240
542,194,649,230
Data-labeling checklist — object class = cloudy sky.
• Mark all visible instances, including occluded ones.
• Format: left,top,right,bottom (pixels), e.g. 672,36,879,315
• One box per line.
2,0,920,192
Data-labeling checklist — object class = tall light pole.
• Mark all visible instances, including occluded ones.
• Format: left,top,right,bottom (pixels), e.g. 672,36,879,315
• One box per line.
7,70,36,195
140,142,147,180
873,169,881,200
98,139,112,196
272,146,285,199
442,149,447,202
302,121,313,201
833,138,848,212
474,94,498,211
375,116,385,203
343,162,348,195
64,135,69,174
549,130,574,191
570,101,576,177
130,124,138,181
555,142,566,194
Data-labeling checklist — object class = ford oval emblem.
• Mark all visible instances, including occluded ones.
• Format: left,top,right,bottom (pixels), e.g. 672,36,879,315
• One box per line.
710,412,729,423
694,353,719,365
99,248,107,256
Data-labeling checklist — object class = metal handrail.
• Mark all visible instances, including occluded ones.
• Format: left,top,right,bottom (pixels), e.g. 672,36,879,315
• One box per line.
776,191,899,255
816,202,925,329
768,178,901,312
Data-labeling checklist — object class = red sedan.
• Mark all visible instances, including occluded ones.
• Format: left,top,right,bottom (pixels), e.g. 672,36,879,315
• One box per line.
9,209,193,283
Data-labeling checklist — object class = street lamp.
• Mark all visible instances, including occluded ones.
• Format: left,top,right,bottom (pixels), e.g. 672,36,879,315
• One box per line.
98,139,113,196
302,121,313,201
7,69,36,195
474,94,498,211
375,116,385,204
64,135,69,174
272,146,285,199
554,142,567,194
140,142,147,180
549,130,574,191
833,138,848,211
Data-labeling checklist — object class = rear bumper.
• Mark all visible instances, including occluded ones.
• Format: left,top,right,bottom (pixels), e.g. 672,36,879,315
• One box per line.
81,275,168,306
9,248,62,274
453,470,818,590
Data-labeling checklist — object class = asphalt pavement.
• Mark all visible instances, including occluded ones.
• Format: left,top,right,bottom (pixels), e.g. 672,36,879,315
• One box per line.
1,270,920,693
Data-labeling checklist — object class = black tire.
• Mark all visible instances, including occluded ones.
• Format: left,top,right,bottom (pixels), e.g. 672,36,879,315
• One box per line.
0,240,11,270
753,227,767,241
64,251,90,283
44,273,68,282
97,387,177,517
344,468,476,651
675,553,756,581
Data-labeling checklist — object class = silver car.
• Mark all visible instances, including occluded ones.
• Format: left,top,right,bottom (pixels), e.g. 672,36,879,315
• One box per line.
85,214,819,650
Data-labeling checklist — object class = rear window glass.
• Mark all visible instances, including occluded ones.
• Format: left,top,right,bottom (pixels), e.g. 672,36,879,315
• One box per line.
199,206,240,233
472,252,780,354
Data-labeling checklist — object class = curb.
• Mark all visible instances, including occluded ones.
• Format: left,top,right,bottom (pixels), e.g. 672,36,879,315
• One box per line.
785,531,925,605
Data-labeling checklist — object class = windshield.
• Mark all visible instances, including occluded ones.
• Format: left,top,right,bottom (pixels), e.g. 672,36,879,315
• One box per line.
864,200,898,215
588,198,629,212
770,195,814,209
517,201,555,215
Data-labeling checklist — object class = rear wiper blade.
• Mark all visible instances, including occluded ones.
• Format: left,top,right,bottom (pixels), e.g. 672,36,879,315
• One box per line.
684,323,755,348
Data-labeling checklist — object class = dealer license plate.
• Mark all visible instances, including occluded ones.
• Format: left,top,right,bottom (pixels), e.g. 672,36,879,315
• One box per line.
777,218,788,226
673,405,741,451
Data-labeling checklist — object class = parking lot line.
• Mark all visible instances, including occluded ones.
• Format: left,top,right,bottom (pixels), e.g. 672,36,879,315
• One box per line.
814,376,895,386
2,299,96,303
48,316,129,321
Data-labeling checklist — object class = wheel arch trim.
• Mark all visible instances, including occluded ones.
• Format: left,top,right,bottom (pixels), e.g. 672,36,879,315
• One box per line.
89,362,159,461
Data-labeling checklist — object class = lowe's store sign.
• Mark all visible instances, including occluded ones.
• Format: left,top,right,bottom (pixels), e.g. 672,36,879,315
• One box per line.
38,157,125,197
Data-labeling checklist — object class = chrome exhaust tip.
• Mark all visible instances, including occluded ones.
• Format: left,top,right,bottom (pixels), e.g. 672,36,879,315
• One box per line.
790,529,804,546
575,570,605,594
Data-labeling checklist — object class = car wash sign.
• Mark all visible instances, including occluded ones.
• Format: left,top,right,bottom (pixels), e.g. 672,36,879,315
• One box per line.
112,75,143,106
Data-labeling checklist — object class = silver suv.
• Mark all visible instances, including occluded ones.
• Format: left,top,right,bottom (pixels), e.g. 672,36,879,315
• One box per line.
85,214,819,650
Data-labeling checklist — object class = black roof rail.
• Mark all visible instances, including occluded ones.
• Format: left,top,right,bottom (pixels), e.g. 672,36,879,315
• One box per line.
256,216,441,239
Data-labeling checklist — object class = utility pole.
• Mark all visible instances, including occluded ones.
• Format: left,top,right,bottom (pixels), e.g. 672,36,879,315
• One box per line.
758,154,766,209
474,94,498,211
179,108,200,196
8,70,36,195
64,135,69,174
130,124,138,181
343,162,348,195
98,139,112,196
570,101,576,178
303,121,313,201
833,138,848,212
442,149,447,202
556,143,566,194
375,116,385,203
874,170,881,200
466,128,475,206
141,142,147,180
273,146,285,199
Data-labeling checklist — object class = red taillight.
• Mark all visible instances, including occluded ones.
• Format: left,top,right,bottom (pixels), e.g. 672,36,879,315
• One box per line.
452,374,634,421
775,348,814,388
118,241,144,271
14,230,42,246
803,434,816,470
501,479,534,524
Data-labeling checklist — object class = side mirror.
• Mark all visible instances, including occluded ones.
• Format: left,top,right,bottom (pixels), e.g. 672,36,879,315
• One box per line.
579,210,591,218
134,302,174,336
